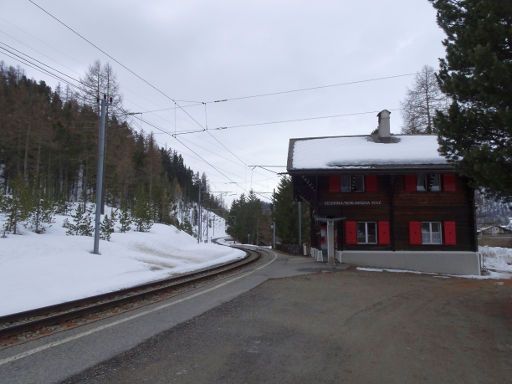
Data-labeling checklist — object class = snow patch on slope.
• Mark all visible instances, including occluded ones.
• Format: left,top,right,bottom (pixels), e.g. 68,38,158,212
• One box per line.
0,213,243,316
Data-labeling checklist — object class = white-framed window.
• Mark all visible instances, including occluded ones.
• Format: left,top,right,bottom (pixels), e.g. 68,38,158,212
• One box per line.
341,175,365,192
357,222,377,244
417,174,441,192
421,222,442,244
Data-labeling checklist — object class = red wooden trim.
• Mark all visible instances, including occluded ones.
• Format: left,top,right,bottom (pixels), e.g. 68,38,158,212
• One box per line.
345,221,357,245
443,174,457,192
378,221,390,245
365,175,378,192
409,221,421,245
328,176,340,193
404,175,417,192
444,221,457,245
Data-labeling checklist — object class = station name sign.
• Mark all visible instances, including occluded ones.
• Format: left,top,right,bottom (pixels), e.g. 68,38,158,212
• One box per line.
323,200,382,206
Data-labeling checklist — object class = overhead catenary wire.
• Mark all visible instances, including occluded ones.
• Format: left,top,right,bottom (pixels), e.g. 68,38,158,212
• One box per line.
27,0,205,128
178,135,248,176
17,1,416,202
0,35,192,123
0,41,94,92
0,26,84,79
131,115,248,194
173,136,247,193
2,26,267,200
0,48,92,106
207,72,416,104
171,108,401,136
250,165,280,174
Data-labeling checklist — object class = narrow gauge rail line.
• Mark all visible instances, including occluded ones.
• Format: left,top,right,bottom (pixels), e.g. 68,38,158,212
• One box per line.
0,247,261,347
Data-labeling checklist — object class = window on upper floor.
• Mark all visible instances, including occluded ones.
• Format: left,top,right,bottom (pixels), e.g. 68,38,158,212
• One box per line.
341,175,365,192
329,175,378,193
417,173,441,192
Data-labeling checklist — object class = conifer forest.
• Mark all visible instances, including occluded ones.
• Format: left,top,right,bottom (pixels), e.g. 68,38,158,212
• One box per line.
0,62,226,235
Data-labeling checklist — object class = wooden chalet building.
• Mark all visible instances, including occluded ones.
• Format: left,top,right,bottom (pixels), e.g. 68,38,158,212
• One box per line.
287,110,480,275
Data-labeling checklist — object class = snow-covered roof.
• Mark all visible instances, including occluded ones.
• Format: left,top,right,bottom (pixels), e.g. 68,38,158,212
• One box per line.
287,134,451,171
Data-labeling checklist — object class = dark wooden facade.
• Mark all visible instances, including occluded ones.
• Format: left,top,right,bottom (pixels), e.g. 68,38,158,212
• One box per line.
291,170,478,253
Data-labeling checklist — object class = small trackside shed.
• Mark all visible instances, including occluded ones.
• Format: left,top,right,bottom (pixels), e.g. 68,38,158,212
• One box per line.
287,110,480,275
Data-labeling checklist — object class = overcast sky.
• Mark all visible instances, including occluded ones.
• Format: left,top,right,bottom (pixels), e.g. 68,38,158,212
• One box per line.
1,0,447,205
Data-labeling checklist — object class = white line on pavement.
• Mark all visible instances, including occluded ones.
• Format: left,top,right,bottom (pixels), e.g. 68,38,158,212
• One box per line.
0,250,278,367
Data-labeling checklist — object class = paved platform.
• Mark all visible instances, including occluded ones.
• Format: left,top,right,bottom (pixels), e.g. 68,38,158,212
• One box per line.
61,264,512,384
0,250,339,384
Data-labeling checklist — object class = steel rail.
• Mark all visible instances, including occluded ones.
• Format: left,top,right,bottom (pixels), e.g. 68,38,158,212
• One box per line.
0,246,262,345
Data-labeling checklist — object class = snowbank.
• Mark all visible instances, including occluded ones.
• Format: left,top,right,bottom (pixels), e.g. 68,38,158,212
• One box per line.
480,246,512,273
0,214,244,316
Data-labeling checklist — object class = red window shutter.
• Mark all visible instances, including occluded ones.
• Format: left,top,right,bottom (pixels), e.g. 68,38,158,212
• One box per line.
345,221,357,245
328,176,340,192
443,174,457,192
365,175,378,192
404,175,417,192
444,221,457,245
409,221,421,245
378,221,390,245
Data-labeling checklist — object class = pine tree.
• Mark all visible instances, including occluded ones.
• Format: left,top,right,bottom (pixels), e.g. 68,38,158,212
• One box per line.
133,187,154,232
273,177,310,244
65,204,93,236
180,217,193,236
100,212,115,241
0,192,6,213
27,194,55,234
430,0,512,199
55,198,70,215
3,177,32,235
226,192,272,245
118,205,132,233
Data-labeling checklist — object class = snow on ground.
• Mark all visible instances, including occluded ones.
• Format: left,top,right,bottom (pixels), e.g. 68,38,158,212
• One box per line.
357,246,512,280
480,246,512,273
0,212,244,316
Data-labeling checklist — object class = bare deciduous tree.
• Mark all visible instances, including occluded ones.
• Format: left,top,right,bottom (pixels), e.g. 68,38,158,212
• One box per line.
401,65,448,134
80,60,122,116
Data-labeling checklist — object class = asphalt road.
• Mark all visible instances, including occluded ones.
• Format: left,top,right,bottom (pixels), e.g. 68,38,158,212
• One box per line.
61,265,512,384
0,248,334,384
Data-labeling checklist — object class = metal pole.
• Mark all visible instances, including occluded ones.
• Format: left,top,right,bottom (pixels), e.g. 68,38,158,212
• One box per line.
298,200,302,248
206,210,210,243
272,222,276,249
100,103,108,215
272,188,276,249
197,181,201,243
93,97,107,254
327,219,335,265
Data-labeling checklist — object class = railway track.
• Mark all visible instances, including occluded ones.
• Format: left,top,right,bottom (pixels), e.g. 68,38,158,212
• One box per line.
0,246,263,348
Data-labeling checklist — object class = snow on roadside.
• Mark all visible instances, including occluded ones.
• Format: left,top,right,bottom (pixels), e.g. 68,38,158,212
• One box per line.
480,246,512,273
0,213,244,316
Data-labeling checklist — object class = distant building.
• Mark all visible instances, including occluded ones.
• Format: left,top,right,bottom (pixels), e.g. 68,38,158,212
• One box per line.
287,110,479,275
478,225,512,236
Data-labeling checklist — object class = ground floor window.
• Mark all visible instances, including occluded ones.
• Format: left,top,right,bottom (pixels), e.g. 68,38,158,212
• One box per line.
357,222,377,244
421,222,442,244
